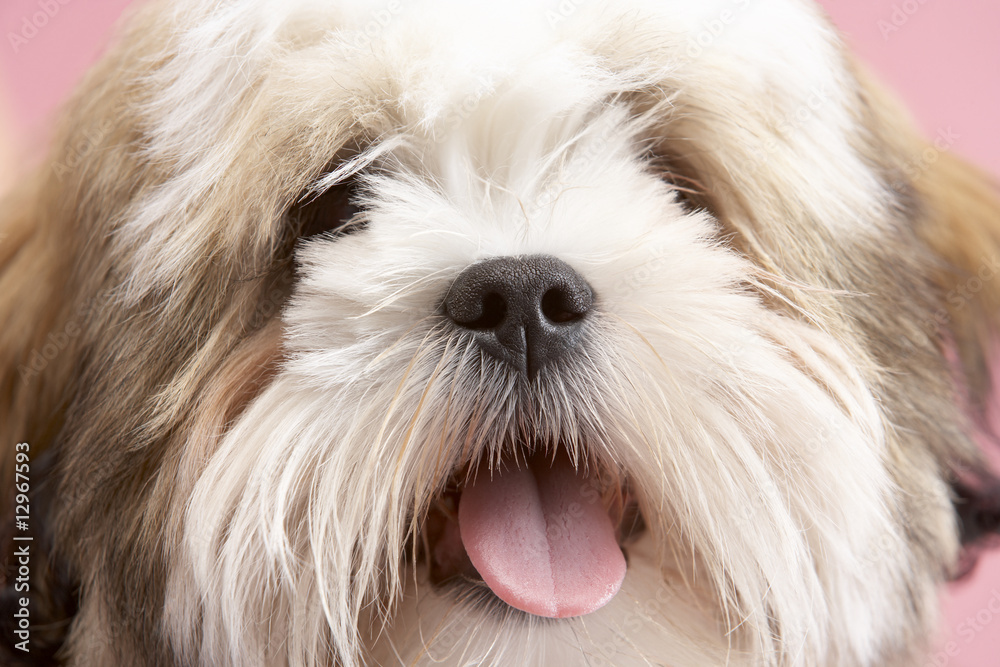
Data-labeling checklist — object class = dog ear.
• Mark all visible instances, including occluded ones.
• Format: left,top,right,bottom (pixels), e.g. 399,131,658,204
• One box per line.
644,51,1000,552
797,63,1000,554
921,151,1000,554
902,86,1000,554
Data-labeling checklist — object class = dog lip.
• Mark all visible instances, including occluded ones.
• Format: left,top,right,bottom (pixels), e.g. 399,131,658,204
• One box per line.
426,488,479,585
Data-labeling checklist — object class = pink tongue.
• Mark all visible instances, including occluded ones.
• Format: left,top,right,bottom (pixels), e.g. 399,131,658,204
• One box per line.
458,451,626,618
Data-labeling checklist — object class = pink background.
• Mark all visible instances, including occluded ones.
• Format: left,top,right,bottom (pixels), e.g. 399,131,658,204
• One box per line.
1,1,999,664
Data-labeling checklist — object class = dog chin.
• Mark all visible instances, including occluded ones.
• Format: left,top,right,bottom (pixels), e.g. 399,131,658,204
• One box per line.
4,1,1000,666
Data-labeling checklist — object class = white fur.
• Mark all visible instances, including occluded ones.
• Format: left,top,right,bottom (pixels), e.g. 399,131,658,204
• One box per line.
151,1,922,665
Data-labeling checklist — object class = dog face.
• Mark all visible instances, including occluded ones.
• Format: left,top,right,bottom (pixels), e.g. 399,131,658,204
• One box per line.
3,1,1000,666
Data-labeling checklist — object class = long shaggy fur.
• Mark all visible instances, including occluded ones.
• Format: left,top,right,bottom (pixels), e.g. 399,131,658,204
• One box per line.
2,1,1000,666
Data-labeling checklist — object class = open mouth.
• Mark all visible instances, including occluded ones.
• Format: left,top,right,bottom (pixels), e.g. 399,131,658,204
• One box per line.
421,445,645,619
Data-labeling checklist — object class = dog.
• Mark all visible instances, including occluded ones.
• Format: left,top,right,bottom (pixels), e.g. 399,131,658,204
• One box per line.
3,0,1000,664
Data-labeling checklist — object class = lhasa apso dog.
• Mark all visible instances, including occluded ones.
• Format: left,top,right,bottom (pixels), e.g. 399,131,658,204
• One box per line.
2,0,1000,665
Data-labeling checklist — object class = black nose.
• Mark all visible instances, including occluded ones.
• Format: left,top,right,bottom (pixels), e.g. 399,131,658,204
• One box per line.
444,255,594,378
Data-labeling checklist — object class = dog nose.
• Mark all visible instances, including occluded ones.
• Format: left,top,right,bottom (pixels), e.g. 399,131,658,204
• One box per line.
444,255,594,378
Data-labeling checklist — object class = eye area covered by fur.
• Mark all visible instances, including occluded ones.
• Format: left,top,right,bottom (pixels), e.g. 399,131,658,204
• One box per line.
291,179,366,241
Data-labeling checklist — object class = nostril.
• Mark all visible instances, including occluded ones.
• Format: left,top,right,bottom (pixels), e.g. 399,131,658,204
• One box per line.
464,292,507,330
444,255,594,378
541,288,585,324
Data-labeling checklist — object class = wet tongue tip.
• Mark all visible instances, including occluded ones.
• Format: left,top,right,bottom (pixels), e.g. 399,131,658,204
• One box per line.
457,451,626,618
